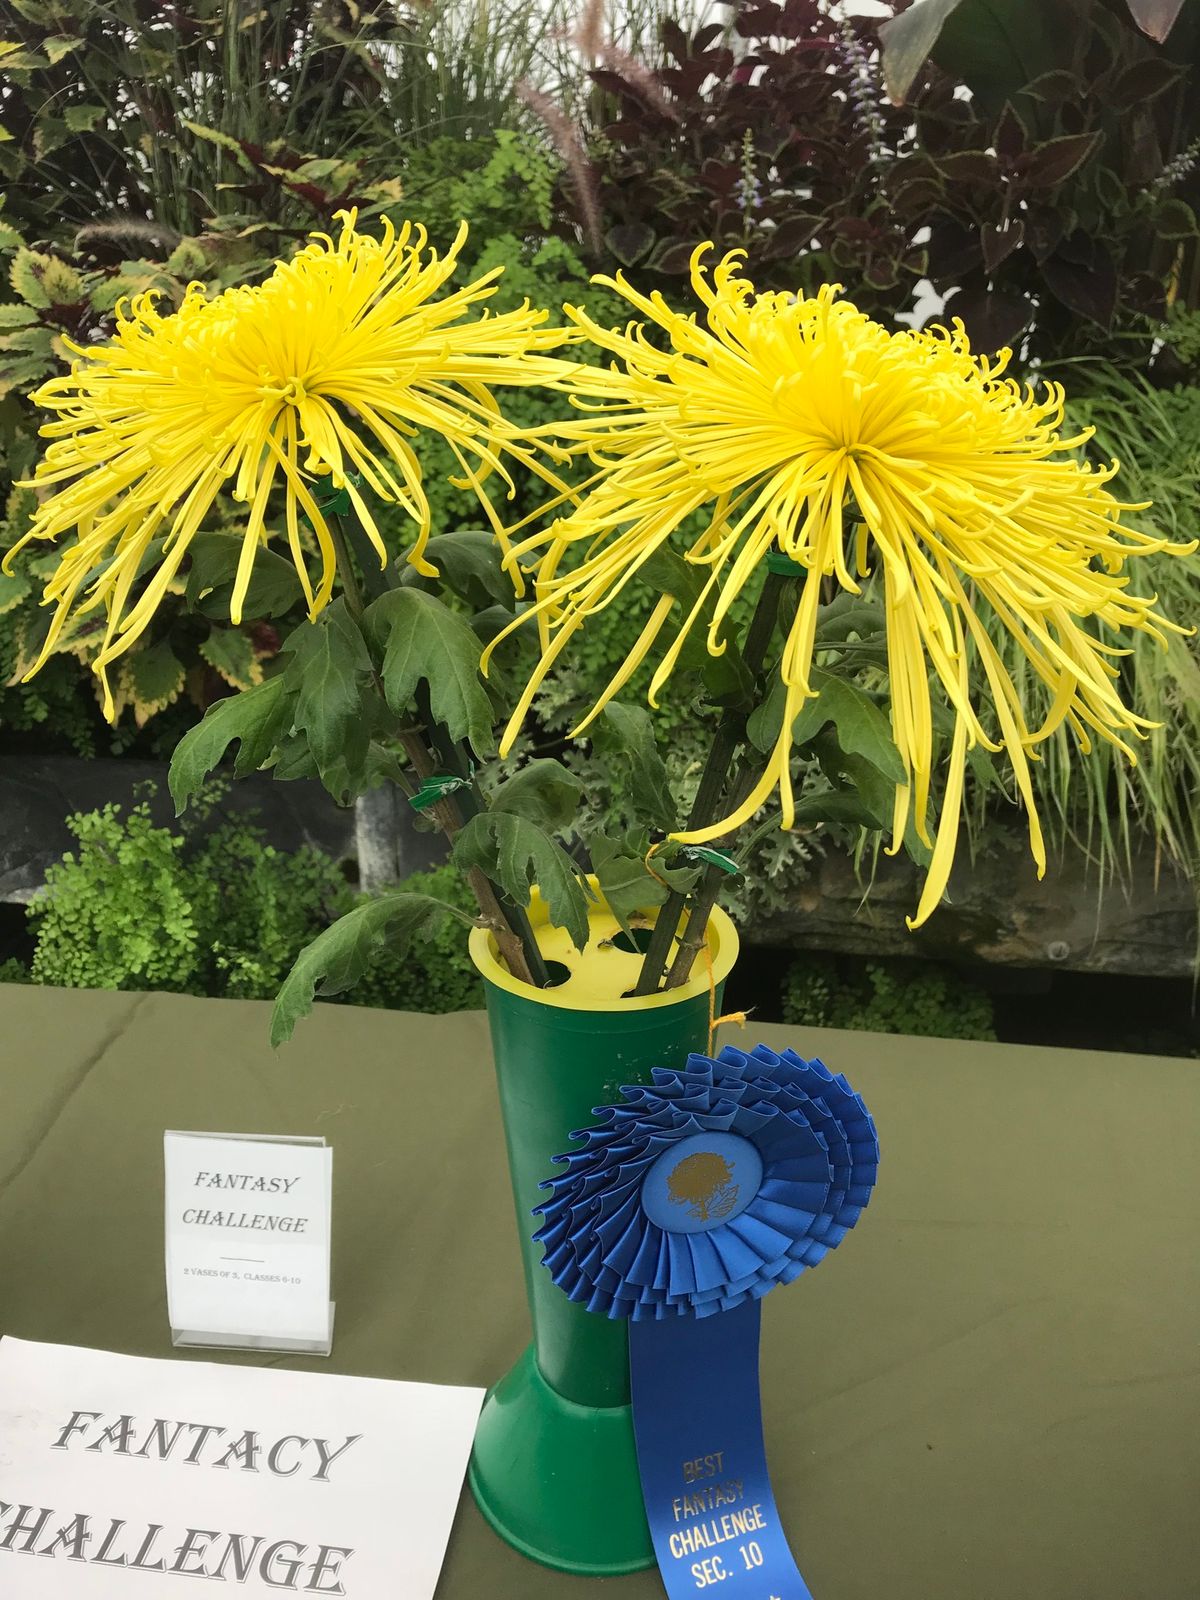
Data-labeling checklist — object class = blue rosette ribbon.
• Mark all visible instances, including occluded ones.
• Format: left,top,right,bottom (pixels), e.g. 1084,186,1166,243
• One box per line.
534,1042,878,1319
534,1042,879,1600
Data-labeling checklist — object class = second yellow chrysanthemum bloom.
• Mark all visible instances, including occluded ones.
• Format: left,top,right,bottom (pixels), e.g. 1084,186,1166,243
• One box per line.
490,247,1192,927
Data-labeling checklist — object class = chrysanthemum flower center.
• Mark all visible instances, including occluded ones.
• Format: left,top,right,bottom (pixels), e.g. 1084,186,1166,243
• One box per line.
259,374,311,405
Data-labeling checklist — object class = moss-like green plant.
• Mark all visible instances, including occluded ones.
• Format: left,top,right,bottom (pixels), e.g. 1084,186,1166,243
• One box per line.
781,954,996,1042
18,793,486,1012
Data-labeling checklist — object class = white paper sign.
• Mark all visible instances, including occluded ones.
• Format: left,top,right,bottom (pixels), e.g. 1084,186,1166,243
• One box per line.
0,1337,484,1598
164,1132,334,1354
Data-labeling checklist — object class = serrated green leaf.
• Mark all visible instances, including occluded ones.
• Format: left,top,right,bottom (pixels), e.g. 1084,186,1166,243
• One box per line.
10,248,51,308
0,303,36,328
200,626,262,690
0,569,31,614
32,114,69,161
168,675,293,814
0,325,53,355
164,237,208,278
363,587,494,756
590,701,676,830
0,352,55,396
589,833,670,934
0,221,21,247
269,731,320,781
748,667,906,785
122,639,184,726
280,599,373,802
452,813,592,951
64,102,105,132
180,119,257,172
490,758,585,830
9,247,85,308
401,528,513,608
184,530,305,619
43,35,82,64
272,893,470,1045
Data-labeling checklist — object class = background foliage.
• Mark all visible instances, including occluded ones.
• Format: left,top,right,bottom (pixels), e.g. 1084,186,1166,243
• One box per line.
1,0,1199,1011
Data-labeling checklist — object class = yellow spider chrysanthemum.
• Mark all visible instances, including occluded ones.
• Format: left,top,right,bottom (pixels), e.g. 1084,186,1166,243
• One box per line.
7,210,567,718
493,247,1194,927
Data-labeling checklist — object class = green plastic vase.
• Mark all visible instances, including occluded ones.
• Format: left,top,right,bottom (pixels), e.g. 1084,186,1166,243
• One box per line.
468,887,739,1575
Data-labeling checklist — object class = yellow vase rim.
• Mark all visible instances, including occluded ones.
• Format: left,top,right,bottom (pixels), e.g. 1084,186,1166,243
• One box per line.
469,880,740,1013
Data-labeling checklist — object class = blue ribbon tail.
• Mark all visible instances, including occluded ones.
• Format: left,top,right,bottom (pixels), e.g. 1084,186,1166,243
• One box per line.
630,1301,816,1600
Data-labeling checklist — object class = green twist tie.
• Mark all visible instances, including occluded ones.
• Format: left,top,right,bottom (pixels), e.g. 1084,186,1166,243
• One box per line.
765,550,806,577
309,471,364,521
408,773,469,813
682,845,743,877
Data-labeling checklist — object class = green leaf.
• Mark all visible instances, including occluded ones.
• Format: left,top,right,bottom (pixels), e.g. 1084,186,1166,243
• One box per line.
9,247,85,308
200,626,262,691
786,789,882,830
879,0,966,101
63,102,105,133
43,35,82,64
637,548,753,701
164,238,208,278
271,893,469,1045
814,594,886,644
1156,198,1199,240
746,677,787,754
748,667,906,785
280,600,373,802
362,587,494,757
490,758,585,830
0,352,54,396
880,0,1066,112
453,813,592,951
589,833,670,934
0,303,37,328
0,569,31,614
168,675,293,814
185,530,305,618
812,735,896,829
10,248,52,308
590,702,676,830
402,529,513,608
122,639,185,727
180,119,257,173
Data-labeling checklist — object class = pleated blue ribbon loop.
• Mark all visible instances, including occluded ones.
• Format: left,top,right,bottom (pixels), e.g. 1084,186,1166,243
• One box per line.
533,1042,879,1600
534,1042,879,1319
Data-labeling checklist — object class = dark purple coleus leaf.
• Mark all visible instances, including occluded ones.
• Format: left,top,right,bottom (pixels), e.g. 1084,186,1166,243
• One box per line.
945,286,1034,352
1041,247,1118,326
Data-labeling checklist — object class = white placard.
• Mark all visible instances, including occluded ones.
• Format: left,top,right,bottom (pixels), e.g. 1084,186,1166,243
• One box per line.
164,1132,334,1355
0,1337,484,1598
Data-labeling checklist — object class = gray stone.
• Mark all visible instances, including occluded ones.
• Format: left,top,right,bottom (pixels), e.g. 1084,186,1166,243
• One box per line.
743,821,1198,978
0,755,444,902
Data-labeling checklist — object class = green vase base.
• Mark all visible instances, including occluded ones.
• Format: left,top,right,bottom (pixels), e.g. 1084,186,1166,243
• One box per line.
468,1345,655,1576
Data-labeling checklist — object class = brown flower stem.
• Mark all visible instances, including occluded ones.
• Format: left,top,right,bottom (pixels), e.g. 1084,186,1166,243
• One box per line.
632,569,795,996
331,505,547,987
395,719,537,987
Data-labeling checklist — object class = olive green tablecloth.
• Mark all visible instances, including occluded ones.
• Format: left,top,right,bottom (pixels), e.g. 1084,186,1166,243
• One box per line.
1,983,1197,1599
